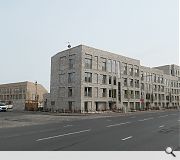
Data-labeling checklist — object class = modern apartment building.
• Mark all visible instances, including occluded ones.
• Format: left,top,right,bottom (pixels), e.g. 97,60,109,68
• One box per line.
45,45,180,113
0,81,48,110
154,64,180,79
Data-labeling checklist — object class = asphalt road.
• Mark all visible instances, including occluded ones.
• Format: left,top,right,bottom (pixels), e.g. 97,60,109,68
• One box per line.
0,110,179,151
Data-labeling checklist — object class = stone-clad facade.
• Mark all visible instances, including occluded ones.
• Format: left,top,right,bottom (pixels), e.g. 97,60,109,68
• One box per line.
45,45,180,113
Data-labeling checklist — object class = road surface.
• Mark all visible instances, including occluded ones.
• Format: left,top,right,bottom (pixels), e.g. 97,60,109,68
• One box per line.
0,109,179,151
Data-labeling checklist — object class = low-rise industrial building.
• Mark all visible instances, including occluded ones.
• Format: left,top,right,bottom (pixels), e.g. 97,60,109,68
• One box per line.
0,81,48,110
44,45,180,113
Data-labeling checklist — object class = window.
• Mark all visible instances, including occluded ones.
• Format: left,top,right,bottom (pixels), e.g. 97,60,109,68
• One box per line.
117,61,121,78
161,77,164,84
102,75,107,84
146,93,150,100
109,89,112,97
158,94,161,101
134,66,139,77
107,59,112,72
68,72,75,83
154,85,157,91
124,90,128,99
122,63,127,75
94,73,98,84
113,76,116,85
171,69,173,75
59,56,66,71
141,83,144,90
112,60,116,73
109,76,112,84
101,58,106,71
130,90,134,99
84,102,88,112
158,85,161,92
147,74,151,82
135,91,140,99
59,74,66,84
135,79,139,88
84,101,92,112
101,88,107,97
51,101,55,105
153,74,157,82
94,56,98,70
171,82,173,87
68,87,72,97
85,72,92,83
84,87,92,97
129,65,133,76
161,86,164,92
112,89,117,98
157,75,160,83
135,102,140,110
85,58,92,69
141,72,144,81
124,78,127,86
130,79,133,87
23,94,26,99
69,55,75,69
69,59,74,69
118,82,121,102
162,94,165,100
68,101,73,111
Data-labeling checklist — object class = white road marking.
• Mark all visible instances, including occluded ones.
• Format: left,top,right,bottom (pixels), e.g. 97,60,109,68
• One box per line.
138,117,154,122
106,122,131,128
36,129,91,142
159,125,165,128
158,115,168,118
63,125,73,127
107,119,112,121
121,136,133,141
170,114,177,116
178,120,180,122
130,116,136,119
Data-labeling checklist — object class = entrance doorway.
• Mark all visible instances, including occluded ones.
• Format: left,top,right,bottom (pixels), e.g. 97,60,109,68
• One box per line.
84,102,88,112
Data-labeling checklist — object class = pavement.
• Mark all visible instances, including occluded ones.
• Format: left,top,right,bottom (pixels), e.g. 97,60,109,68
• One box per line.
0,109,179,151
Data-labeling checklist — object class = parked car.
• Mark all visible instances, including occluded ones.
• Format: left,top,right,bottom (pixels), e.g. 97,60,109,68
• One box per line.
0,103,8,112
6,104,13,109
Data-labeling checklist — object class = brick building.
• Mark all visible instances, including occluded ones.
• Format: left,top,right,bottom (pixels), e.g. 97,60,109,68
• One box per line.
0,81,48,110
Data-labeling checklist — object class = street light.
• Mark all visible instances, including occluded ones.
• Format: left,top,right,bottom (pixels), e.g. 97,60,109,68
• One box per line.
35,81,37,101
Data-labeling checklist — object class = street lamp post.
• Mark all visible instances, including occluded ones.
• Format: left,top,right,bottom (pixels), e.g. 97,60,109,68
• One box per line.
35,81,38,110
169,91,172,109
35,81,37,101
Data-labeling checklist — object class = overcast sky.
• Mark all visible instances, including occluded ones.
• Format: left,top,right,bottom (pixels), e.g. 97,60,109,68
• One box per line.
0,0,179,91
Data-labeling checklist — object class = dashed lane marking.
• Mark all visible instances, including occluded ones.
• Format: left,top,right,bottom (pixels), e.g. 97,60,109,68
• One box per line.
121,136,133,141
138,117,154,122
106,122,131,128
158,115,168,118
36,129,91,142
159,125,165,128
107,119,112,121
170,114,177,116
130,116,136,119
63,125,73,127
